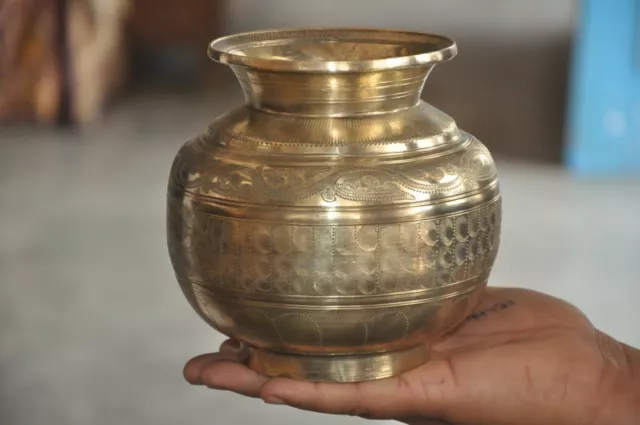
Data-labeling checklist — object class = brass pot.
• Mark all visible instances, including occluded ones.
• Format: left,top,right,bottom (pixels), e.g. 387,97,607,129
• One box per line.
167,28,501,382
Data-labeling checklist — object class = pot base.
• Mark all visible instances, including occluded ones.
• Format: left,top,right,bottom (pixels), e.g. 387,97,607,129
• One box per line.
248,344,430,382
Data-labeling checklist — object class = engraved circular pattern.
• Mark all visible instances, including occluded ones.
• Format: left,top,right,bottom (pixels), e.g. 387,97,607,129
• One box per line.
169,198,501,296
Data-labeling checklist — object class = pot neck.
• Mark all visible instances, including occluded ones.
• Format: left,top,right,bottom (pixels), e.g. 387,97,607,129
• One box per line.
230,66,433,116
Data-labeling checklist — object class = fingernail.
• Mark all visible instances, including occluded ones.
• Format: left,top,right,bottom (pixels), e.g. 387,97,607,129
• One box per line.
227,339,241,348
220,340,242,354
185,373,204,386
186,376,203,386
263,396,284,405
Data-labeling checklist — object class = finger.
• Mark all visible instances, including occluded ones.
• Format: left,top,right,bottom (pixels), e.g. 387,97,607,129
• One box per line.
261,378,414,419
200,357,268,398
184,351,242,385
184,339,249,384
219,338,246,355
399,419,451,425
260,363,453,420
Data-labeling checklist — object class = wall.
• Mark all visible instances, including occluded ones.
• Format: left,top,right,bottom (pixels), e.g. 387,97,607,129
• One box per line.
227,0,573,38
224,0,578,162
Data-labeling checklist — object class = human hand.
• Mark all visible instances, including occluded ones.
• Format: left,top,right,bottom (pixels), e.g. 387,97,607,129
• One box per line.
183,287,639,425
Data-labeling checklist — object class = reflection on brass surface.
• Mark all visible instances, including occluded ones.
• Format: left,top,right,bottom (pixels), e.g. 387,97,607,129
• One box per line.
249,344,430,382
167,28,501,382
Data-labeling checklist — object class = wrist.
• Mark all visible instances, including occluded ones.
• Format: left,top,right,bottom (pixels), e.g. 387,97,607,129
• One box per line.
606,342,640,425
620,343,640,421
593,332,640,425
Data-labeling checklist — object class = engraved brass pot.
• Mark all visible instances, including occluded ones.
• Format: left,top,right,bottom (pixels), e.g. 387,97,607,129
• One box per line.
167,28,501,382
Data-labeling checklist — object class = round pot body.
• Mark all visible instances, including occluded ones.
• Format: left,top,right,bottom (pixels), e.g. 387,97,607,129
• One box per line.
167,28,501,382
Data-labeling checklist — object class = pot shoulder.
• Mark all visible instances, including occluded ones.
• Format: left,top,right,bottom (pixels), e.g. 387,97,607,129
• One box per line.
168,102,499,223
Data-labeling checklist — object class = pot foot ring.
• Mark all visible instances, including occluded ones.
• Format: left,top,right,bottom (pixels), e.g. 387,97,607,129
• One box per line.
248,345,429,382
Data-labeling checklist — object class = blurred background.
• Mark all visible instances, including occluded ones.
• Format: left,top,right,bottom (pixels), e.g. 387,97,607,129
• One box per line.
1,1,639,424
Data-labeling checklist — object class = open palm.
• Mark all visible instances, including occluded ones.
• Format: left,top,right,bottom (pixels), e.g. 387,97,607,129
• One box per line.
184,288,636,425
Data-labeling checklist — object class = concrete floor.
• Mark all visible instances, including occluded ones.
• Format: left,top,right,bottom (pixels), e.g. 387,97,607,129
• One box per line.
1,96,639,425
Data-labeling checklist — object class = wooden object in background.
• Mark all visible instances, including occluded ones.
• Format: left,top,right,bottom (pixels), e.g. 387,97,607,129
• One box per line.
0,0,64,124
127,0,225,85
0,0,131,126
426,38,571,164
67,0,131,125
129,0,222,44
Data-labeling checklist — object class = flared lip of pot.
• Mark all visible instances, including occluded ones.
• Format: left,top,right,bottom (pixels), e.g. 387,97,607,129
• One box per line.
207,27,457,73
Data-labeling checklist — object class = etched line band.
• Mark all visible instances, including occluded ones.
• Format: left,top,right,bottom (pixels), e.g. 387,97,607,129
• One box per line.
189,278,484,310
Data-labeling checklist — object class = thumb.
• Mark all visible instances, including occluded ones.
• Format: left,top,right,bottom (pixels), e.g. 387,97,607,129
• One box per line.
259,360,455,421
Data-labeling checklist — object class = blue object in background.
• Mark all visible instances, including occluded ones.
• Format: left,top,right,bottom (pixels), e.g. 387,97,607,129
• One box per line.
566,0,640,175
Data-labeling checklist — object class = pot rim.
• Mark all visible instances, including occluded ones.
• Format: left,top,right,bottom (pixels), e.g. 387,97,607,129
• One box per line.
208,27,457,73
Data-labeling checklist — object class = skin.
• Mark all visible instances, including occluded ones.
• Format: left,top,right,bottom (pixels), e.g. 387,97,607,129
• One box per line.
183,287,640,425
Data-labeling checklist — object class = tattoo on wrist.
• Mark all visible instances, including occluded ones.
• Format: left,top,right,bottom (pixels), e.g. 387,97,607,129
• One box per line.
465,300,515,322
